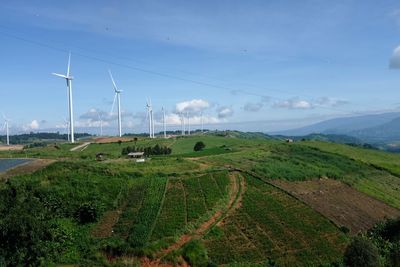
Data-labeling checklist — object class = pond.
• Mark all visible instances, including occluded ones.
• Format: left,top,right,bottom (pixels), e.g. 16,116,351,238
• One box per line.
0,159,32,173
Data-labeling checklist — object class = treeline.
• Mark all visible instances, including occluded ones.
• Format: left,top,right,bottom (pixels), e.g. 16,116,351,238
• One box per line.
0,132,91,144
122,144,172,156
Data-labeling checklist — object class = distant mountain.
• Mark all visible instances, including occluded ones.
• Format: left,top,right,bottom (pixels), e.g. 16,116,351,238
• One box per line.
349,117,400,143
275,112,400,137
274,133,363,145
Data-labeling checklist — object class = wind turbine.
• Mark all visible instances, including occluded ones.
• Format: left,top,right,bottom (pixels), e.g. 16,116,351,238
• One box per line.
52,52,75,143
180,113,185,135
162,107,167,138
63,118,70,142
187,111,191,135
2,114,10,146
146,99,153,138
109,70,123,137
98,113,103,136
201,112,204,133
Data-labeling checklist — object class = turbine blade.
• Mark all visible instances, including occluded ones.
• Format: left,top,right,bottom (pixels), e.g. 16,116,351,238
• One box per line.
52,73,67,79
108,69,118,91
67,52,71,77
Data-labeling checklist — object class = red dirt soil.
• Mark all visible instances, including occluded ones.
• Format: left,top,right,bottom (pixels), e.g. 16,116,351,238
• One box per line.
272,178,400,234
94,137,136,144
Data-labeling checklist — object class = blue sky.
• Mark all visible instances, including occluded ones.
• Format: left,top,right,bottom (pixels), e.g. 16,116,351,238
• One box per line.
1,0,400,134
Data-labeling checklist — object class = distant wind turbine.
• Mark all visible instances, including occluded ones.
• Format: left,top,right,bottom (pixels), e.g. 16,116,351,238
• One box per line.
187,112,191,135
109,70,123,137
201,112,204,133
162,107,167,138
146,99,154,138
2,114,10,146
98,114,103,136
52,52,75,143
181,113,185,135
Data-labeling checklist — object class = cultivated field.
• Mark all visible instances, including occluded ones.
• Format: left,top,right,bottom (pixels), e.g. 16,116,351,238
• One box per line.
273,178,400,234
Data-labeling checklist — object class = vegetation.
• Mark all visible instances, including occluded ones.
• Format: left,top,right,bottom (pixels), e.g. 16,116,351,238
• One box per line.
343,236,380,267
121,144,172,156
2,133,400,265
194,141,206,151
0,132,91,145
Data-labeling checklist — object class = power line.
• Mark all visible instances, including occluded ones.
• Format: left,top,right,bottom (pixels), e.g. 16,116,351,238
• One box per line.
0,28,381,115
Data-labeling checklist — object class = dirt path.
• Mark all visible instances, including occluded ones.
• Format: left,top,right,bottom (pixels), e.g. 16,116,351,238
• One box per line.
70,142,91,152
159,171,245,257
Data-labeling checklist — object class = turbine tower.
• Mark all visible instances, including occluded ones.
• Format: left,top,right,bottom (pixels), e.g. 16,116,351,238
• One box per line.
181,113,185,135
201,112,204,133
146,99,153,138
2,114,10,146
98,114,103,136
187,112,191,135
162,107,167,138
52,52,75,143
109,70,123,137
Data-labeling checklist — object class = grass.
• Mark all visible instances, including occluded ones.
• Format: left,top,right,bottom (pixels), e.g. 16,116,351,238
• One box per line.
302,141,400,177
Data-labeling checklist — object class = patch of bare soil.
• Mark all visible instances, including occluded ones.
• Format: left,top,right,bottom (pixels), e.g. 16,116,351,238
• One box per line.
272,178,400,234
160,172,245,256
0,145,23,151
94,137,136,144
0,159,55,180
92,210,122,238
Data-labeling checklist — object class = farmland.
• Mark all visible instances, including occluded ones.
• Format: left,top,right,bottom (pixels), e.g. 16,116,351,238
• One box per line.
0,133,400,266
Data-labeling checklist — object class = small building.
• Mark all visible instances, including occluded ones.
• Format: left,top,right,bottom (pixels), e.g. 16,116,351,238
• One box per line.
285,139,294,143
127,152,145,158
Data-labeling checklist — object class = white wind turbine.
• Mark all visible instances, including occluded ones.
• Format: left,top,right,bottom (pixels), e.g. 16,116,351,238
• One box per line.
98,113,103,137
109,70,123,137
62,118,70,142
162,107,167,138
181,112,185,135
201,112,204,133
146,99,155,138
2,114,10,146
52,52,75,143
187,111,191,135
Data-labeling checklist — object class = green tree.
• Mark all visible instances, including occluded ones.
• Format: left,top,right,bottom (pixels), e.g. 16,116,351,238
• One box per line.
344,236,380,267
194,141,206,151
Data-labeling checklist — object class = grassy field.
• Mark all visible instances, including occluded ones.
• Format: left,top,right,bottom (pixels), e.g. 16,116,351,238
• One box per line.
1,134,400,266
302,141,400,176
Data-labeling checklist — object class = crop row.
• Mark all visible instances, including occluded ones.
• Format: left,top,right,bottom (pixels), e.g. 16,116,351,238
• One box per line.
126,177,168,247
205,175,347,266
150,179,186,240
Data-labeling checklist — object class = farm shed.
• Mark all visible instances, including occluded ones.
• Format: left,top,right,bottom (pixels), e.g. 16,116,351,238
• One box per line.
127,152,145,158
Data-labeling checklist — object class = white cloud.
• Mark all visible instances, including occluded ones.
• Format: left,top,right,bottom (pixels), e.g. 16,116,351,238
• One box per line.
389,46,400,69
23,120,40,131
274,97,347,110
176,99,210,113
243,102,264,112
164,113,219,125
274,98,312,109
217,107,234,118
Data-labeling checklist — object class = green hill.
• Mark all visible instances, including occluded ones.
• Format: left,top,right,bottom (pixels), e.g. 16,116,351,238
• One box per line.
1,132,400,266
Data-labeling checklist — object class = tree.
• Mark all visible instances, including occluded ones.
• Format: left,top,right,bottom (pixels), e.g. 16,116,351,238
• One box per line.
343,236,380,267
194,141,206,151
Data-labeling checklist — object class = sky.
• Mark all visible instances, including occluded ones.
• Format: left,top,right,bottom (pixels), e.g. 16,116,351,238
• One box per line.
1,0,400,135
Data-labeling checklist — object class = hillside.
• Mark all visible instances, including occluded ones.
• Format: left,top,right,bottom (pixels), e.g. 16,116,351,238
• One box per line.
0,133,400,266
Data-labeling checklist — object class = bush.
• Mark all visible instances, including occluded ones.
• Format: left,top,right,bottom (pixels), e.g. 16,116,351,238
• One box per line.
388,241,400,267
343,236,380,267
194,141,206,151
181,239,208,267
75,203,97,224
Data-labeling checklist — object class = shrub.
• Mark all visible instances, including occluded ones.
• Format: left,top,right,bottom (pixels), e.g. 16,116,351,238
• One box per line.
75,203,97,224
181,239,208,267
343,236,380,267
388,241,400,267
194,141,206,151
